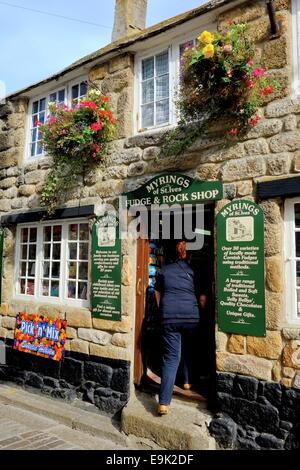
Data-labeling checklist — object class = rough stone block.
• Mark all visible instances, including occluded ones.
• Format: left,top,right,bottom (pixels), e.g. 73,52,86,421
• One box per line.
24,169,47,185
266,291,282,330
127,161,147,177
244,138,269,155
264,223,282,256
38,305,65,320
259,200,282,224
111,365,130,392
293,373,300,389
216,331,228,352
266,256,283,292
221,156,266,182
264,35,288,70
70,339,89,355
233,375,259,401
122,255,132,286
283,340,300,369
227,335,245,354
111,333,130,349
294,152,300,172
246,119,283,139
270,131,300,153
1,316,16,329
256,433,284,449
266,153,291,175
281,388,300,422
216,372,235,394
84,361,113,387
66,309,92,328
236,180,253,197
218,1,265,27
18,185,36,197
109,54,132,73
266,97,300,118
283,115,297,131
101,69,133,95
0,148,18,170
247,331,282,360
209,415,237,449
78,328,111,345
282,328,300,340
196,163,220,181
262,381,282,408
0,176,16,189
216,352,273,381
143,146,160,161
89,343,131,361
283,367,295,379
89,63,108,81
95,179,124,198
92,316,131,333
60,357,83,386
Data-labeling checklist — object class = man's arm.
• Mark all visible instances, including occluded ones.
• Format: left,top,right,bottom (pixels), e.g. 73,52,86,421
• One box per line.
155,290,161,307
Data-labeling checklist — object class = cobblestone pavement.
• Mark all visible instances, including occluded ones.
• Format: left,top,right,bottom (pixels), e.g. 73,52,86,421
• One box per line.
0,403,127,450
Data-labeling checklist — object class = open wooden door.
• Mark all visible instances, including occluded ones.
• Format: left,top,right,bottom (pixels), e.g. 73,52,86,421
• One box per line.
134,238,149,385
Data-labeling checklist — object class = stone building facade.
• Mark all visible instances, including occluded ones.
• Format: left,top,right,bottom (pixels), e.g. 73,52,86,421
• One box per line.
0,0,300,449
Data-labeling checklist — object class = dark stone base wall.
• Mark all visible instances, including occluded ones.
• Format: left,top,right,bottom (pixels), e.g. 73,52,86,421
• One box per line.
209,372,300,450
0,339,130,416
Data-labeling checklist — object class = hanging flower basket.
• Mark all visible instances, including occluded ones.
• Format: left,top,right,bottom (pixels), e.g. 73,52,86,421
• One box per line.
37,89,116,213
164,22,279,156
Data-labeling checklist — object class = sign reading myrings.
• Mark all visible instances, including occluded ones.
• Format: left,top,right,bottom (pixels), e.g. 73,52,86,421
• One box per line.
217,199,266,337
125,173,223,206
91,213,122,321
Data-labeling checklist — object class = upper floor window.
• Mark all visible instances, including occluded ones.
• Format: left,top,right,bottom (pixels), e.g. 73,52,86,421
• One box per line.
27,79,87,160
15,219,90,307
292,0,300,94
136,36,198,133
285,198,300,323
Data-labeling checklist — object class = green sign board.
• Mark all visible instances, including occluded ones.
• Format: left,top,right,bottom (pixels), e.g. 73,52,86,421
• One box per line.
217,200,266,336
125,173,223,206
0,227,3,303
91,213,122,321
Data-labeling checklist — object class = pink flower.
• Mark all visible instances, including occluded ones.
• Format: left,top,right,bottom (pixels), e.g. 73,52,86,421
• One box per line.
249,115,262,126
222,44,233,54
91,122,102,132
34,120,42,127
60,129,67,135
247,59,254,67
94,144,101,153
48,117,57,125
253,67,265,78
229,128,238,136
226,69,233,78
246,80,254,89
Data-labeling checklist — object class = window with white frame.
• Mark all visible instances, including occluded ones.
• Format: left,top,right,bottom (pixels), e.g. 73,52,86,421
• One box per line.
27,79,87,159
292,0,300,94
285,198,300,323
137,36,198,132
16,220,90,306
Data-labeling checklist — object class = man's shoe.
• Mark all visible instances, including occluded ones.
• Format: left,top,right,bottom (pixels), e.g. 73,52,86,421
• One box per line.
158,404,169,415
183,384,192,390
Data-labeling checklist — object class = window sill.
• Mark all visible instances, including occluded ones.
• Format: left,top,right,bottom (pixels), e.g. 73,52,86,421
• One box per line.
13,295,90,311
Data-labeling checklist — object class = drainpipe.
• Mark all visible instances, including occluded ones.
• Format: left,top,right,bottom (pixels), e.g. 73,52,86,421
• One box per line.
265,0,281,39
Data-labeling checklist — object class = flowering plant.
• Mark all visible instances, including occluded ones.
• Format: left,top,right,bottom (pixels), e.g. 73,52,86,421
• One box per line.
37,89,116,213
164,22,279,155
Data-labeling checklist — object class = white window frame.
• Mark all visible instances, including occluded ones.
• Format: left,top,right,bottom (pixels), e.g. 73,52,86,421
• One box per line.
134,31,200,134
25,77,88,162
292,0,300,95
284,197,300,324
14,218,90,308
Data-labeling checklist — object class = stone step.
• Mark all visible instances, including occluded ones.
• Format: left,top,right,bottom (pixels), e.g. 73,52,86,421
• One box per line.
121,390,216,450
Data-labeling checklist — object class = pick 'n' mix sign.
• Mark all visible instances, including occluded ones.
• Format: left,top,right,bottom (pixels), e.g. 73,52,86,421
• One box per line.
13,313,67,361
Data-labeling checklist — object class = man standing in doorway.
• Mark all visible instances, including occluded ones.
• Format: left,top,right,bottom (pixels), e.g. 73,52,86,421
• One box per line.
154,240,207,415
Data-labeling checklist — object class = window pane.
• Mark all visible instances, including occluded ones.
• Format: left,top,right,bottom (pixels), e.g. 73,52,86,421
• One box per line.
29,228,37,243
79,224,89,240
296,233,300,258
68,262,77,279
50,281,59,297
21,244,27,260
43,262,50,278
58,89,65,103
79,243,88,260
142,80,154,104
156,99,169,125
53,225,62,241
295,204,300,228
21,228,28,243
50,92,57,103
42,280,49,296
31,128,37,143
36,142,43,155
297,261,300,287
297,289,300,317
142,57,154,80
156,51,169,76
80,81,88,97
79,262,88,280
27,280,35,296
141,103,154,128
69,224,78,240
33,101,39,114
39,98,46,111
44,226,52,242
28,262,35,277
68,281,76,299
31,143,36,157
28,245,36,260
20,279,26,294
156,75,169,100
69,243,77,260
44,244,51,259
20,262,27,276
52,244,61,260
78,282,88,300
72,84,79,100
52,262,60,279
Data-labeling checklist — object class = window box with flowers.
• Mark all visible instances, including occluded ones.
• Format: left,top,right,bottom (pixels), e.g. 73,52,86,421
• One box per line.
163,22,279,156
36,89,116,213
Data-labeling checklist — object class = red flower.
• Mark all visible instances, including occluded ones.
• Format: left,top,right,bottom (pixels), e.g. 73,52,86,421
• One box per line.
102,96,109,103
34,120,43,127
229,128,238,136
252,67,265,79
261,85,273,96
249,115,262,126
80,100,97,110
246,80,254,89
91,122,102,132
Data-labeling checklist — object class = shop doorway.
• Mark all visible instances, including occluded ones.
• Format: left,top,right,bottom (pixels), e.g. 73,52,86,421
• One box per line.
134,204,215,402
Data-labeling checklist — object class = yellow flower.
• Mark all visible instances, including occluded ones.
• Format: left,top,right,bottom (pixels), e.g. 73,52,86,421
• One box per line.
198,30,214,44
203,44,215,59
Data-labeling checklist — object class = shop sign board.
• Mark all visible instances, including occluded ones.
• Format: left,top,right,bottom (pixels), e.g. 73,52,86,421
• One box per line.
13,313,67,361
91,213,122,321
217,200,266,336
125,173,223,207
